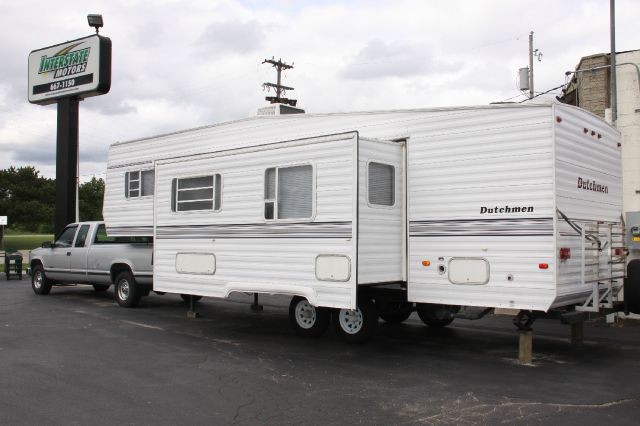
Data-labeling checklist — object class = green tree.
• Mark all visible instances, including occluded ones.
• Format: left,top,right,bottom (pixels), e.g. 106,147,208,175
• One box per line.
79,177,104,221
0,166,55,232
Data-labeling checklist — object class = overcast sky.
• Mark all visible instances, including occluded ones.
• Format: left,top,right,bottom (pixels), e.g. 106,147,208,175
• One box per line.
2,0,639,179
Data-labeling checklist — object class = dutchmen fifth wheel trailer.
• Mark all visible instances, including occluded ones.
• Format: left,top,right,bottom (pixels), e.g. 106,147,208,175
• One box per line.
104,103,634,342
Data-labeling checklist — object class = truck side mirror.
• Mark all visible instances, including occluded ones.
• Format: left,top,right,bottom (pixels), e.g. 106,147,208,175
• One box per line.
41,241,53,248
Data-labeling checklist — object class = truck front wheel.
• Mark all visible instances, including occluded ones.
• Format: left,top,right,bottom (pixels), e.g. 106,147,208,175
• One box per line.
114,271,141,308
31,264,52,295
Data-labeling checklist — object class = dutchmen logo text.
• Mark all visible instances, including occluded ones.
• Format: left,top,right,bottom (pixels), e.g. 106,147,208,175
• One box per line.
38,43,90,79
577,177,608,194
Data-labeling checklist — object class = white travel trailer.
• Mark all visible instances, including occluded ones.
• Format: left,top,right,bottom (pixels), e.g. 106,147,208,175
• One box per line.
104,102,629,341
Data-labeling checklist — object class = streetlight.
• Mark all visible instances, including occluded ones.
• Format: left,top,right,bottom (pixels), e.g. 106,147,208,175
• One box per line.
87,14,103,34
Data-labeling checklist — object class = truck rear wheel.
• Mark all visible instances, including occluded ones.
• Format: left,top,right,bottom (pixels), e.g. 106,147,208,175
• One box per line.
416,303,458,327
377,301,413,324
289,296,330,337
333,298,378,343
31,264,52,295
114,271,141,308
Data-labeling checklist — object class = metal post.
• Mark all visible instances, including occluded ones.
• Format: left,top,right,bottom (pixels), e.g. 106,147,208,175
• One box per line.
55,97,79,236
610,0,617,124
529,31,534,99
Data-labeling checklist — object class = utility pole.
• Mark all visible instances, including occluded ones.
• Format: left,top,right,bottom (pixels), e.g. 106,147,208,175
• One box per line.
527,31,543,99
262,57,297,106
610,0,617,124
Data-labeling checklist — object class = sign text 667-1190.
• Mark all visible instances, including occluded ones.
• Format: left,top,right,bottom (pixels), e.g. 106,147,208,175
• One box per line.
50,79,76,91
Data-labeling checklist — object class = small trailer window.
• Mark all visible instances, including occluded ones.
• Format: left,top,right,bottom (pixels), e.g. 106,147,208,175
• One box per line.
368,162,395,206
125,170,154,198
171,174,222,212
264,165,313,220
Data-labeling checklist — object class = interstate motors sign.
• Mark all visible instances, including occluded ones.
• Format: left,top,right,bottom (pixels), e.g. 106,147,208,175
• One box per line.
28,34,111,105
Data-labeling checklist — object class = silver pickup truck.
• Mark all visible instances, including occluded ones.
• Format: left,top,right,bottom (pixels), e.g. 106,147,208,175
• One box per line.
28,221,153,307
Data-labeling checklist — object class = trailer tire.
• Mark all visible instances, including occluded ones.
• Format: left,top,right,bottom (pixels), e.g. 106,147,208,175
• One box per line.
289,296,330,337
625,260,640,314
377,302,413,324
416,303,459,327
180,294,203,303
114,271,141,308
93,284,110,292
333,298,378,343
31,264,52,295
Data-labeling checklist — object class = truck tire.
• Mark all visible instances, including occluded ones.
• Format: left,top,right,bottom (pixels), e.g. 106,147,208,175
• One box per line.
180,294,203,303
625,260,640,314
416,303,459,327
288,296,330,337
31,264,52,295
333,298,378,343
114,271,141,308
93,284,110,292
377,301,413,324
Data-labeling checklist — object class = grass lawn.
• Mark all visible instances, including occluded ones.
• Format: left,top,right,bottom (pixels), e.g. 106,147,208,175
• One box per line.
2,234,52,252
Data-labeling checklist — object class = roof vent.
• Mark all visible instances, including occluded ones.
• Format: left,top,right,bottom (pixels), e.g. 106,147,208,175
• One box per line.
257,103,305,116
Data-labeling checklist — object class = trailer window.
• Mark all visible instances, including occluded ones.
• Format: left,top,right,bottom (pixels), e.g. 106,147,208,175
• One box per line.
171,174,222,212
368,162,395,206
264,165,313,220
125,170,154,198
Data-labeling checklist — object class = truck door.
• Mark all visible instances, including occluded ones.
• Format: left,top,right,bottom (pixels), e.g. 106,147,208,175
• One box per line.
44,225,78,281
68,224,90,283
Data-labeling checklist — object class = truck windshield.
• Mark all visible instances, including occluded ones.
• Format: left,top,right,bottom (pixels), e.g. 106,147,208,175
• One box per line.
94,224,153,244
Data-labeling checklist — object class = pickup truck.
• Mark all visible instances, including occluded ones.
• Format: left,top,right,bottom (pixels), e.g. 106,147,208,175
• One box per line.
28,221,154,307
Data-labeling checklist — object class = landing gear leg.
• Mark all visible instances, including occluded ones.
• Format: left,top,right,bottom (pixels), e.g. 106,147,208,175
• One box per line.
187,295,200,319
251,293,263,312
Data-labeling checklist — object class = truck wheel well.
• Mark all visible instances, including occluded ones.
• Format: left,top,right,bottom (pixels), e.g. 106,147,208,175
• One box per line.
110,264,132,283
31,259,43,269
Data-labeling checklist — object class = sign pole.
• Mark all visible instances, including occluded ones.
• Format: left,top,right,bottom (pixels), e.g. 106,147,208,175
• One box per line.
54,97,79,236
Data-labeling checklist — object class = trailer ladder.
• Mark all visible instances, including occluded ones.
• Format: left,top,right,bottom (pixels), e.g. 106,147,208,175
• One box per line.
574,220,626,313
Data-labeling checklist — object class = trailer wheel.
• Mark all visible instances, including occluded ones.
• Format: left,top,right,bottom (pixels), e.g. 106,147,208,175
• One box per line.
289,296,330,337
333,298,378,343
180,294,203,303
93,284,110,292
377,301,413,324
625,260,640,314
416,303,459,327
31,264,52,295
114,271,141,308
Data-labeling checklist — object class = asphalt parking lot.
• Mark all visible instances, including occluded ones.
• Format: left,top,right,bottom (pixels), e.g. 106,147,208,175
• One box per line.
1,275,639,425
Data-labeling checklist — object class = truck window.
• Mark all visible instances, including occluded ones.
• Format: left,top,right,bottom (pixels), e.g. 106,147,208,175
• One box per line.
55,225,78,248
74,224,91,247
93,224,153,244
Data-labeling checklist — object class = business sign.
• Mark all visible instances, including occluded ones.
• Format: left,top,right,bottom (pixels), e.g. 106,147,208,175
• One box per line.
28,34,111,105
0,216,7,226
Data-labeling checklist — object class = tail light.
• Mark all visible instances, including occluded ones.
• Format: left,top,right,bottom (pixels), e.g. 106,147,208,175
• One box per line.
539,263,549,269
